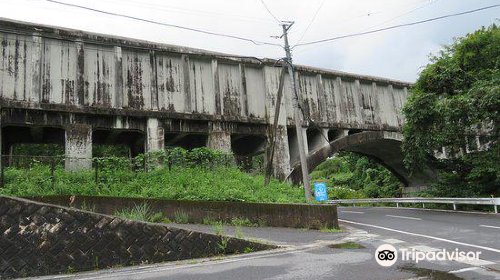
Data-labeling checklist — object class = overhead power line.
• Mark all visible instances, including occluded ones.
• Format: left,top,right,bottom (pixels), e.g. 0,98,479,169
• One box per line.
368,0,444,30
294,4,500,48
40,0,282,47
294,0,327,47
259,0,282,24
94,0,274,24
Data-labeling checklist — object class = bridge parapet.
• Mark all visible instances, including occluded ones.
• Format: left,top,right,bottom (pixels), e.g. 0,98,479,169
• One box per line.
1,18,414,181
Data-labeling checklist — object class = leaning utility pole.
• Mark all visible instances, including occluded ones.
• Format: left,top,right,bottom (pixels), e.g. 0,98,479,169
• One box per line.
281,22,312,202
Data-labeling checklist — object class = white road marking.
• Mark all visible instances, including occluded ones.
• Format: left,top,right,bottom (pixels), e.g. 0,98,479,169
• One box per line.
449,267,481,274
479,224,500,230
456,258,495,266
386,215,422,221
383,238,405,244
339,219,500,253
341,211,364,214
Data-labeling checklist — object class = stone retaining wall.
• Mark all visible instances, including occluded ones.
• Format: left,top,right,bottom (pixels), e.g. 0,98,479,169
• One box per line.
27,195,339,229
0,196,275,279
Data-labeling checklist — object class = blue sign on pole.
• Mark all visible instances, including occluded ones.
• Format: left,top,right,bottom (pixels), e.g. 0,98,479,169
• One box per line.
314,182,328,202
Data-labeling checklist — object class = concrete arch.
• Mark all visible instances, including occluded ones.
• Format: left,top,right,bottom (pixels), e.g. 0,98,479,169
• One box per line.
289,131,437,192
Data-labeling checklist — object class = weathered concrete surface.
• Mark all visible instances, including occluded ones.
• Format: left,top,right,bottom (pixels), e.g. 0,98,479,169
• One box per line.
290,131,437,191
207,122,231,153
26,195,339,229
0,18,428,189
146,118,164,152
65,123,92,170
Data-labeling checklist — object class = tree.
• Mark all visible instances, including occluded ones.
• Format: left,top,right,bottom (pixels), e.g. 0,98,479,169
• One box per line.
402,24,499,197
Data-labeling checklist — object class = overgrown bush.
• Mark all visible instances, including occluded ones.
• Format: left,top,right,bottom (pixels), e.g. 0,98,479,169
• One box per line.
402,24,499,197
310,152,403,198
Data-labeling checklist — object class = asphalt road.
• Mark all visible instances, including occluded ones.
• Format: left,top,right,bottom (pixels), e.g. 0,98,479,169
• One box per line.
338,206,500,262
33,207,500,280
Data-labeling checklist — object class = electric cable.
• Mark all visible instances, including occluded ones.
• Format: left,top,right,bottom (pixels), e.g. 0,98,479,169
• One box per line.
259,0,282,24
294,4,500,48
294,0,327,47
39,0,282,47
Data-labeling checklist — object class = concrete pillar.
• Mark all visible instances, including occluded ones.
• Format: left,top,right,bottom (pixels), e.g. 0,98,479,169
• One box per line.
289,127,309,164
114,46,123,108
146,118,164,152
207,122,231,153
270,125,291,181
65,124,92,171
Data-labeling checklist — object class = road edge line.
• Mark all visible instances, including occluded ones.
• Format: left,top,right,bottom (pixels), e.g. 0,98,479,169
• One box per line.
339,219,500,253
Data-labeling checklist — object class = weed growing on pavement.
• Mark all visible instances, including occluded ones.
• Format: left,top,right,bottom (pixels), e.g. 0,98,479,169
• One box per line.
213,224,224,235
235,227,244,239
243,247,254,253
319,226,345,233
174,210,189,223
231,217,257,227
202,216,220,225
115,203,151,221
328,242,365,249
114,203,166,223
217,237,230,254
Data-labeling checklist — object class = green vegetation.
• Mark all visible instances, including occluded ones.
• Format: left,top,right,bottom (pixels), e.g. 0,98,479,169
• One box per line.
202,216,257,227
231,217,256,227
319,226,345,233
329,241,365,249
202,217,221,226
310,152,403,199
213,223,224,235
173,210,190,224
402,24,499,197
243,247,254,253
114,203,164,223
0,147,304,203
235,227,244,239
217,237,230,254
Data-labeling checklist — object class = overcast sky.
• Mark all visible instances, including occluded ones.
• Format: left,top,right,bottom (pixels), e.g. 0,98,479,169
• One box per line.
1,0,499,82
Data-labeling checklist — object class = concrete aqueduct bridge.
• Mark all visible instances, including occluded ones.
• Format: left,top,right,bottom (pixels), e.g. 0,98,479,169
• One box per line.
0,18,435,193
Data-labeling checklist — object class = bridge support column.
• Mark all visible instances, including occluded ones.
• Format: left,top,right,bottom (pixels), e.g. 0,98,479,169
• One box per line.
146,118,164,152
65,124,92,171
270,125,291,181
207,122,231,154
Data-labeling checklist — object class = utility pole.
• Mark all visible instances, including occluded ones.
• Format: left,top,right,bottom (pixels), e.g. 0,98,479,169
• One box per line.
281,22,312,202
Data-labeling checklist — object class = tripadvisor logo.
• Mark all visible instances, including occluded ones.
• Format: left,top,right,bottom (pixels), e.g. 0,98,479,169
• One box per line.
375,244,483,267
375,244,398,267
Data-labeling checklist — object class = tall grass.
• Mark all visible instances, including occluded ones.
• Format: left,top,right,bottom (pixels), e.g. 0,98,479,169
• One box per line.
0,149,304,204
114,203,166,223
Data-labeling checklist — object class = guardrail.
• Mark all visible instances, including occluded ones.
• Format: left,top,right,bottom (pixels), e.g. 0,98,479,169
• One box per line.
327,197,500,214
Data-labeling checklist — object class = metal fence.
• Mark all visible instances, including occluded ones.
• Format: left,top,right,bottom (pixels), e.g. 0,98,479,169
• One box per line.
327,197,500,213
